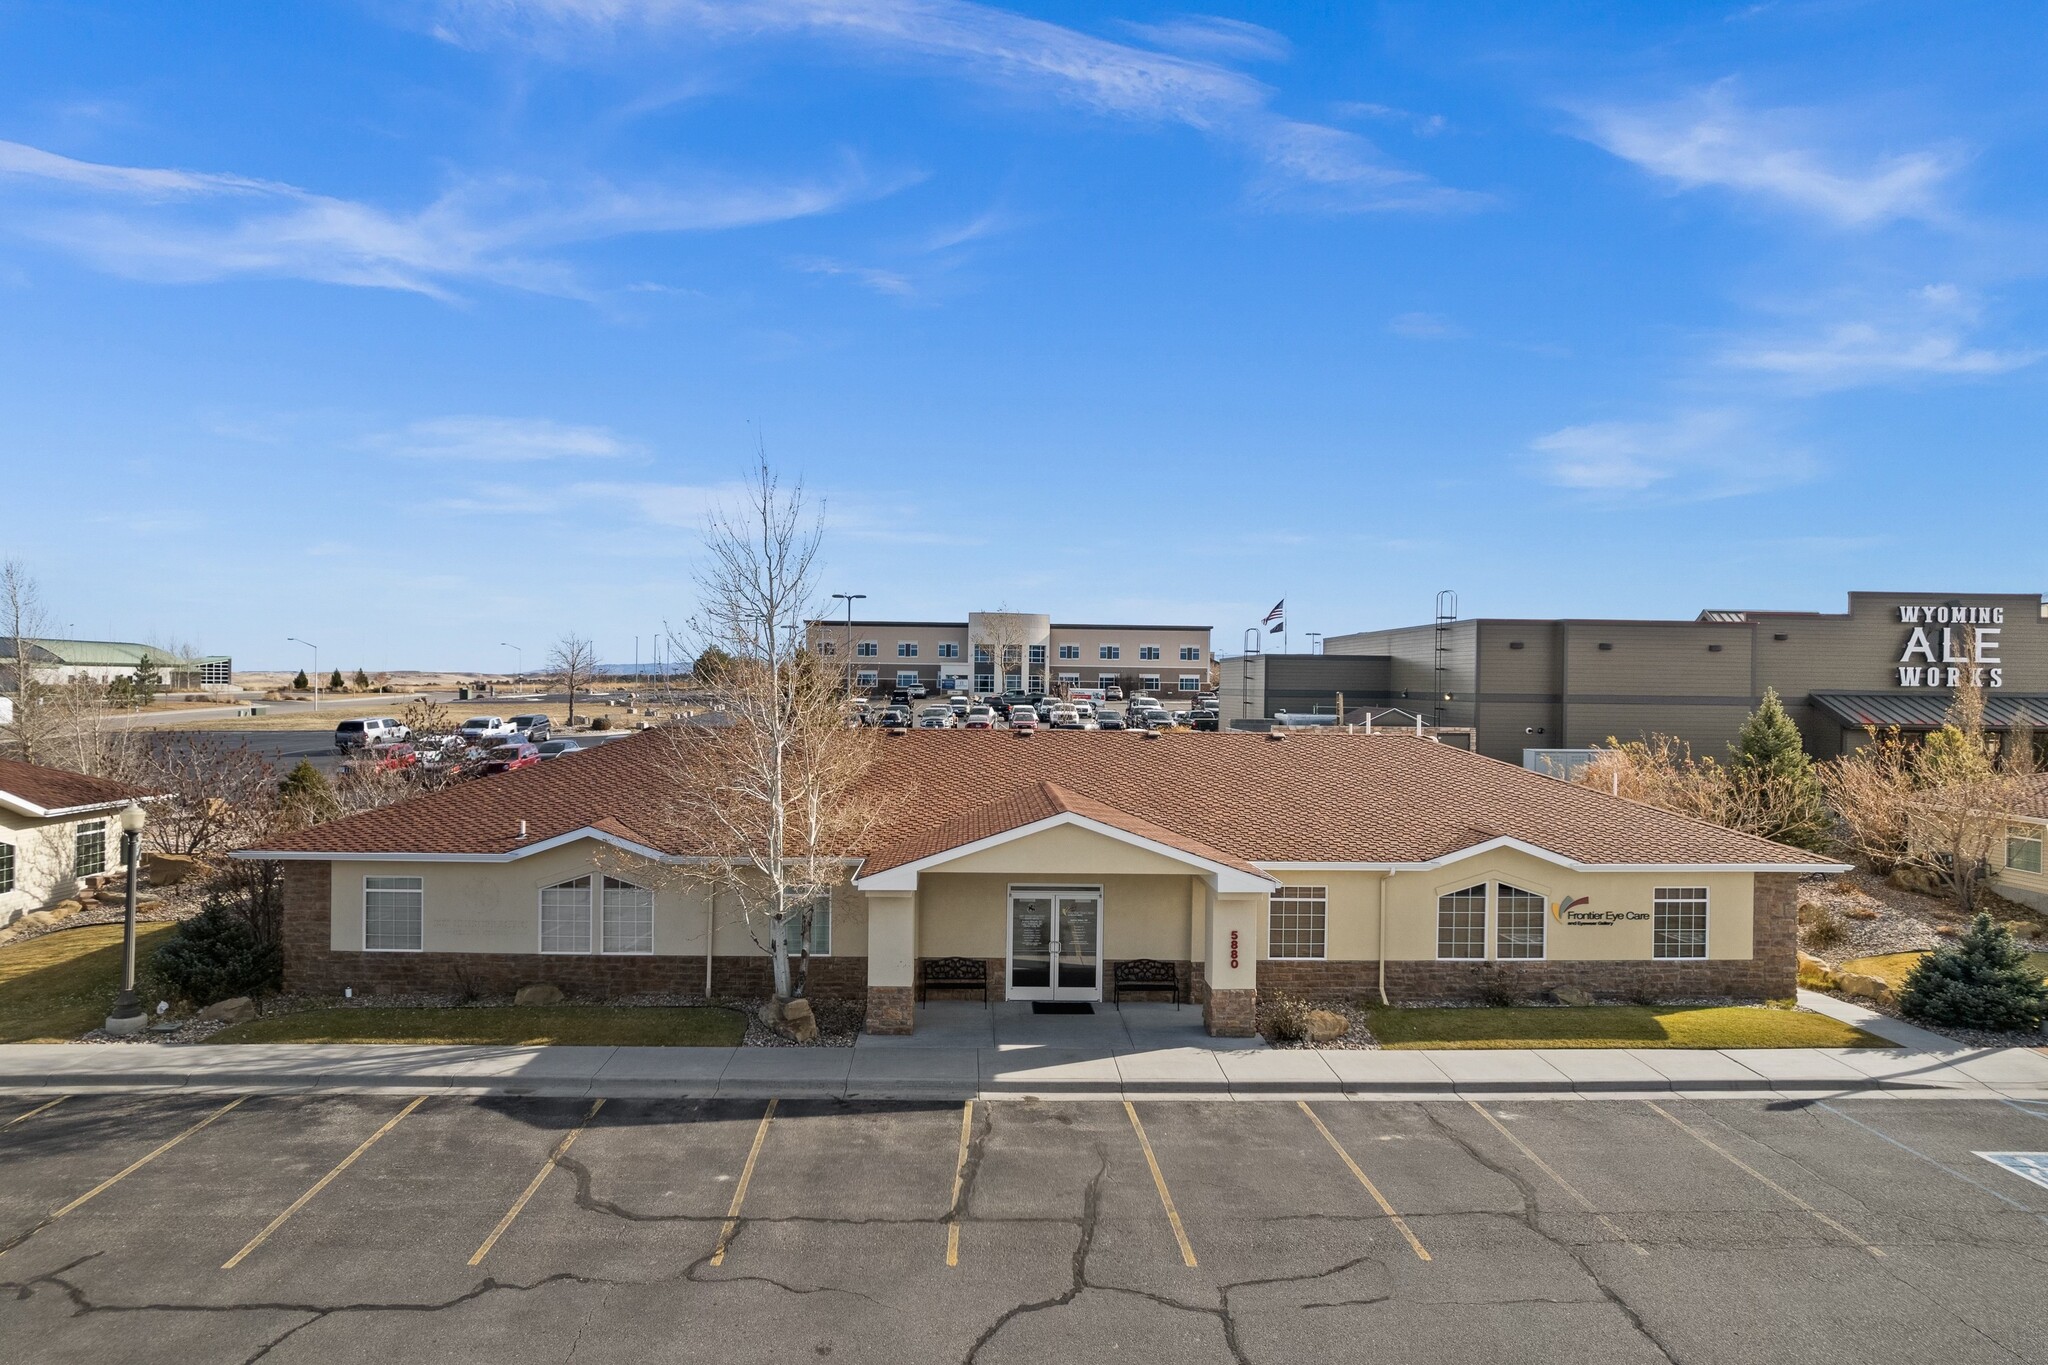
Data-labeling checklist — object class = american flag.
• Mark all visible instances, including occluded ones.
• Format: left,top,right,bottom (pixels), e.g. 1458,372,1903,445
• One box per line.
1263,599,1285,632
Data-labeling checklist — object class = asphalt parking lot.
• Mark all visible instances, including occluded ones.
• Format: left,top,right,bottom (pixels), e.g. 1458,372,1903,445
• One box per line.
7,1093,2048,1364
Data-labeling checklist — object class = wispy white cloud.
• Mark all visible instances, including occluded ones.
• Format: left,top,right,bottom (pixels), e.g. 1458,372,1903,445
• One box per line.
1575,81,1960,227
1118,15,1291,65
0,138,895,298
1334,102,1448,137
431,0,1480,214
374,416,644,461
790,255,918,297
1720,285,2041,390
1530,408,1813,500
1388,311,1465,340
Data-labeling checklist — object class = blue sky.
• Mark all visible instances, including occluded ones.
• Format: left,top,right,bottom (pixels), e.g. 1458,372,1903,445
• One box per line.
2,1,2042,672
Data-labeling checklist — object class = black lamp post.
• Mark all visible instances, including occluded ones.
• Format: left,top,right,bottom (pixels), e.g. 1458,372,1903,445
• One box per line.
103,801,149,1035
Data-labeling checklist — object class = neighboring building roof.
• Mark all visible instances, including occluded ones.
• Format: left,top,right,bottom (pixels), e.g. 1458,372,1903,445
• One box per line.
0,758,160,818
239,729,1839,872
0,638,215,669
1811,692,2048,732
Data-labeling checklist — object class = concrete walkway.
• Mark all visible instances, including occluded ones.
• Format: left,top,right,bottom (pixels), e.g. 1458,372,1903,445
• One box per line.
1794,987,1962,1049
3,1001,2045,1101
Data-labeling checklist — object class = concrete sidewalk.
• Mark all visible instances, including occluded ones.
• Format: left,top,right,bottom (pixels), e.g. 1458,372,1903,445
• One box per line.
4,1038,2045,1101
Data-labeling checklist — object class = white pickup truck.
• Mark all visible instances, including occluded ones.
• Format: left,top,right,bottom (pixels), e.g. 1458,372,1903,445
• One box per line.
458,716,518,742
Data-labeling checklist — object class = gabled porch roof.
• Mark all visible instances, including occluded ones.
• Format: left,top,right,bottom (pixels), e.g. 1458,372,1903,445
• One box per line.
854,780,1275,893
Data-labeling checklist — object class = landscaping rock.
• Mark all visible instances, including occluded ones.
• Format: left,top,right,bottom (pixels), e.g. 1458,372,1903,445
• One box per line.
1837,972,1892,1004
1797,952,1838,990
781,997,814,1024
1550,986,1594,1007
786,1013,820,1043
50,899,84,919
144,852,208,887
514,983,565,1006
1305,1009,1349,1043
757,999,785,1027
196,996,257,1024
1797,903,1826,926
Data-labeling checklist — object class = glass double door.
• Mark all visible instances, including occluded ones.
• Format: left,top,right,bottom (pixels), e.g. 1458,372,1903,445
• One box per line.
1007,887,1102,1001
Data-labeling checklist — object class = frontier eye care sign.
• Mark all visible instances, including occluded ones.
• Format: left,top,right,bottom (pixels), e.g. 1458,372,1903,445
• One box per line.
1896,603,2004,689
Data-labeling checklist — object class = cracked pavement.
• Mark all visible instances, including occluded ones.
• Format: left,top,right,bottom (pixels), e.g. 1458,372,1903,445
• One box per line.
6,1092,2048,1362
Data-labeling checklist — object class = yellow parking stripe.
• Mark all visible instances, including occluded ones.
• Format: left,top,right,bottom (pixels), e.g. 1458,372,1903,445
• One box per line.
1465,1099,1648,1257
4,1097,65,1130
52,1097,247,1220
1296,1102,1431,1262
1123,1100,1197,1267
1644,1101,1885,1259
223,1096,427,1270
946,1100,973,1267
468,1099,605,1267
709,1099,778,1267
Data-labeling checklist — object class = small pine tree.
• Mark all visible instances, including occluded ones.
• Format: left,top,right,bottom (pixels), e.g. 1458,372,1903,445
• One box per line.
1898,912,2048,1032
292,669,309,691
276,759,338,826
1728,688,1828,850
353,666,371,691
328,667,346,693
130,653,162,705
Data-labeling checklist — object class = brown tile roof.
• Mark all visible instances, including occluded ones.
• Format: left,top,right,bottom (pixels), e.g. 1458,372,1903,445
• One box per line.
0,757,158,815
242,728,1838,870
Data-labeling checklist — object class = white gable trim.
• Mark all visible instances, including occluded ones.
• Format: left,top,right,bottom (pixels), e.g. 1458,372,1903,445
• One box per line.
854,810,1275,893
1258,834,1847,875
0,791,163,820
234,826,675,865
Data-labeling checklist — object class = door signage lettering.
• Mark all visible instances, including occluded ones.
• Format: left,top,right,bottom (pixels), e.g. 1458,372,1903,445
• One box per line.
1895,604,2004,689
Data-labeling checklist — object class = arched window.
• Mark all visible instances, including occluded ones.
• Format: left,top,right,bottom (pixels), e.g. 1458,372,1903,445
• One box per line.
602,877,655,955
1436,884,1487,960
1495,884,1546,960
540,876,592,954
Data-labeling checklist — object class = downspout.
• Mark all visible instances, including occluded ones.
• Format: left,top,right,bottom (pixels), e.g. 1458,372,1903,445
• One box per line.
1376,871,1392,1006
705,889,716,998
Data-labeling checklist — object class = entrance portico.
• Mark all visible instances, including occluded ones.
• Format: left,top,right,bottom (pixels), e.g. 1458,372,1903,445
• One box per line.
852,780,1274,1036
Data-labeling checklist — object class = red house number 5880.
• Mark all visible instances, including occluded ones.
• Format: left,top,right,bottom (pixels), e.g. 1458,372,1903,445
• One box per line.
1229,929,1240,970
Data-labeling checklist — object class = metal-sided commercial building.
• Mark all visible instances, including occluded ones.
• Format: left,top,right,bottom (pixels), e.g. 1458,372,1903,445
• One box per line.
1299,591,2048,764
803,611,1212,698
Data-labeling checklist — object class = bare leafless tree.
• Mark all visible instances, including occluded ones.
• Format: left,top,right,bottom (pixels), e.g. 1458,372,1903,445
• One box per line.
657,460,889,1003
1,558,53,762
969,608,1035,697
549,633,598,727
138,736,277,858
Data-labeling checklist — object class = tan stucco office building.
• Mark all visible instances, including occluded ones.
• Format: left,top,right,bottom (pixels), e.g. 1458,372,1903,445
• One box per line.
0,759,157,927
803,611,1213,698
244,730,1837,1036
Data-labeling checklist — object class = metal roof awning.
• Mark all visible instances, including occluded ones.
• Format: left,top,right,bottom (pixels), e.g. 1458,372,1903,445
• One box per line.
1810,691,2048,731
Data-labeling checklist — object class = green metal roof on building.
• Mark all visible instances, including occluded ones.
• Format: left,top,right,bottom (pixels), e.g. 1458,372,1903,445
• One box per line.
0,638,215,668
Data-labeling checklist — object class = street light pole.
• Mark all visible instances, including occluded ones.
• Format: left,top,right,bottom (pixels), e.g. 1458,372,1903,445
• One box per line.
288,637,319,710
104,802,149,1034
831,593,865,696
500,642,522,685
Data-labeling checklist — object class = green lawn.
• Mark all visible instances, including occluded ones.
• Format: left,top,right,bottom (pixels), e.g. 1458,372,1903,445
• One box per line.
0,921,180,1043
210,1005,748,1047
1365,1004,1886,1050
1839,950,2048,991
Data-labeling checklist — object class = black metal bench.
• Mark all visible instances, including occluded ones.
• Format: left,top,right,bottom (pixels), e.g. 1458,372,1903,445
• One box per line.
1112,958,1181,1008
919,956,990,1007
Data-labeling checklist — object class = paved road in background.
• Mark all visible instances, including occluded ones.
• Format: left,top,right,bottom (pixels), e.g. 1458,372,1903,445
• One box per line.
6,1093,2048,1362
107,691,467,730
150,730,347,775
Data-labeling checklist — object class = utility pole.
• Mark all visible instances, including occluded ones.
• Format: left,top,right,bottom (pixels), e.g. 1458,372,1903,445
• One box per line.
288,637,319,710
831,592,865,696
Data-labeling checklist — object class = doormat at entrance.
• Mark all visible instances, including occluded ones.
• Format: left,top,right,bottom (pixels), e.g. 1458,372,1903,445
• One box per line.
1032,1002,1095,1015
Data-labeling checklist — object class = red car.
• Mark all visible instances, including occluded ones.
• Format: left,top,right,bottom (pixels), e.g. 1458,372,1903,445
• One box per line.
342,742,418,777
480,742,541,775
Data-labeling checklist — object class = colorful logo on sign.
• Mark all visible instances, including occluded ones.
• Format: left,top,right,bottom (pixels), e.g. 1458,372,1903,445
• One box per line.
1551,895,1590,923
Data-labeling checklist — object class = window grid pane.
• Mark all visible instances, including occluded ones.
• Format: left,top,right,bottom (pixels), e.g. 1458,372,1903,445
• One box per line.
364,876,423,952
601,877,654,954
1436,884,1487,960
780,898,831,956
0,841,14,894
1268,886,1326,960
541,876,593,954
1653,887,1709,960
1495,884,1546,960
2009,833,2043,874
75,821,106,878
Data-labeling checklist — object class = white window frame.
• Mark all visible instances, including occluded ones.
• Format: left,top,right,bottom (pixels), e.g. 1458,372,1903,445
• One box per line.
937,642,960,659
74,819,107,879
1139,645,1161,660
1267,885,1327,960
1178,675,1202,692
540,875,594,955
974,672,995,693
1057,672,1081,686
1028,644,1046,664
0,840,14,894
897,641,918,657
1652,887,1710,960
601,876,655,955
1098,644,1120,660
1435,883,1488,961
2008,825,2044,874
364,875,424,953
855,670,878,688
855,640,879,658
1494,883,1547,961
1180,646,1202,661
1058,643,1080,659
780,897,832,956
896,670,920,688
1097,673,1119,688
1138,674,1161,692
816,639,837,656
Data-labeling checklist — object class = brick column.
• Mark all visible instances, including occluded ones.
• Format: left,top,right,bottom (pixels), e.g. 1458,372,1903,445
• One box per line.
278,859,335,994
865,888,917,1036
1750,872,1800,1000
1201,887,1263,1038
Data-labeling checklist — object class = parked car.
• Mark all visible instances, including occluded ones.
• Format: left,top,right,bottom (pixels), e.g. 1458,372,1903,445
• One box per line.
333,717,410,752
508,713,552,742
1096,712,1127,730
1104,685,1124,701
536,739,585,759
890,688,913,707
908,681,929,699
479,742,541,775
1196,694,1219,709
962,705,996,729
916,712,952,729
878,707,911,728
414,734,471,768
1140,708,1174,729
1190,711,1220,732
1009,709,1039,733
948,694,972,716
341,741,418,776
1049,706,1083,729
459,716,517,742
